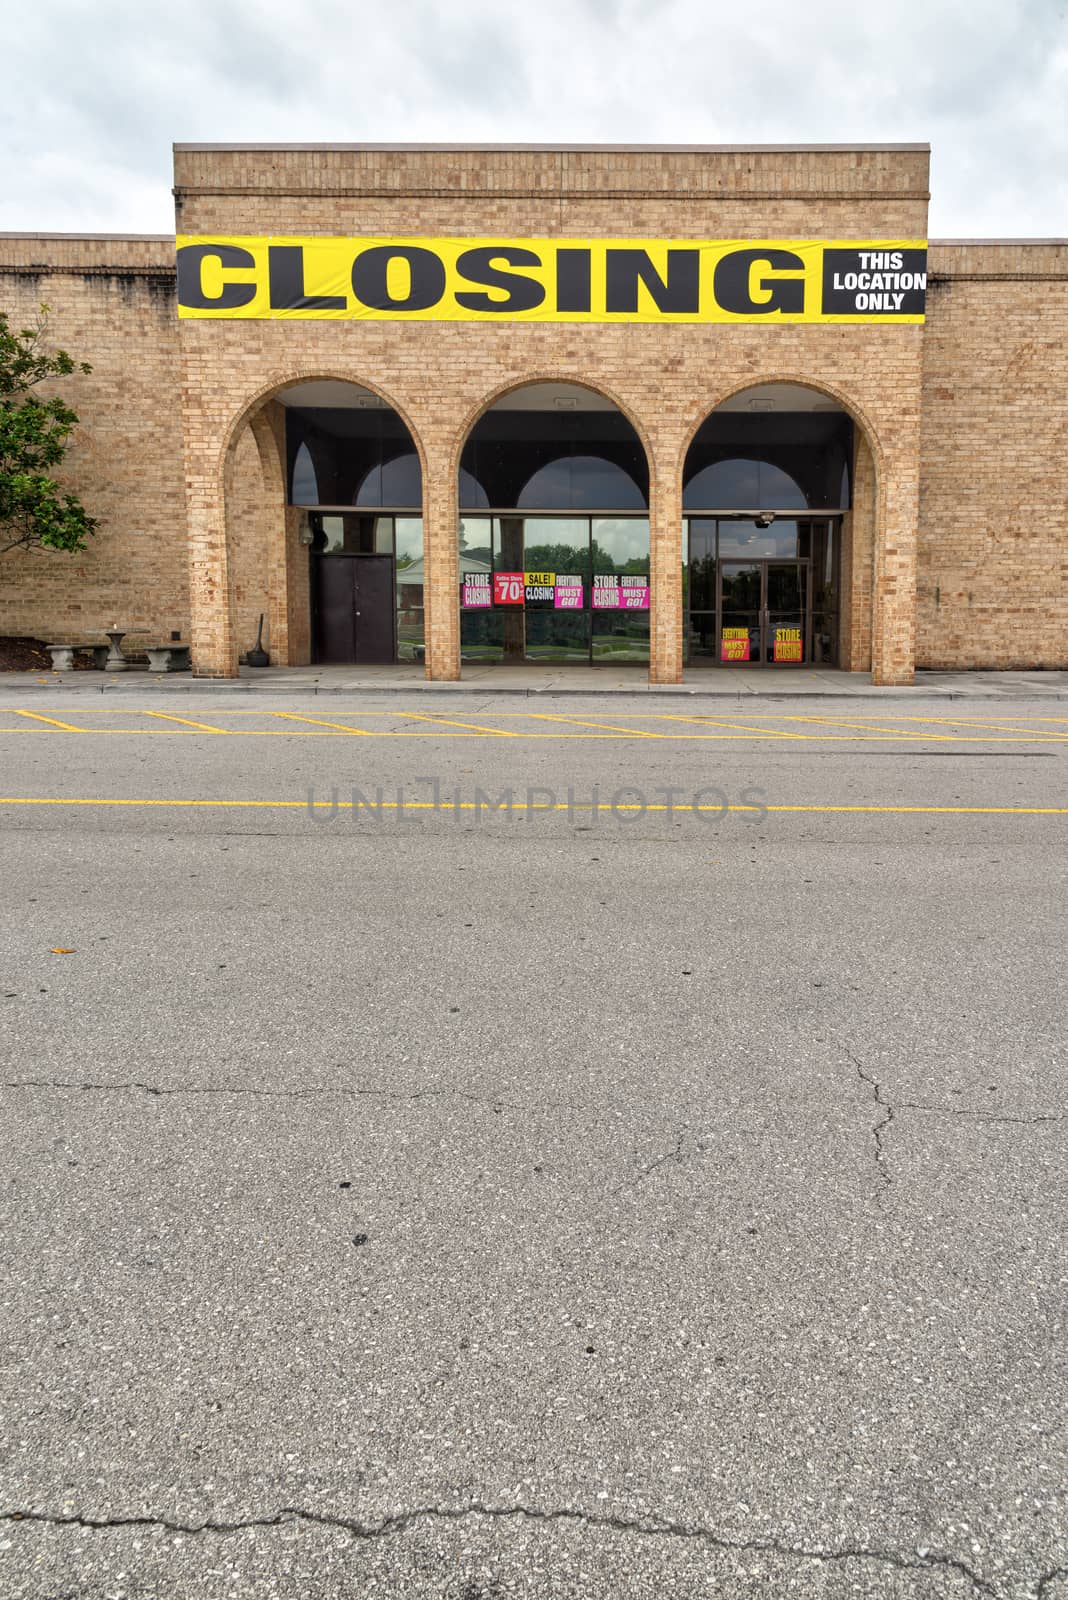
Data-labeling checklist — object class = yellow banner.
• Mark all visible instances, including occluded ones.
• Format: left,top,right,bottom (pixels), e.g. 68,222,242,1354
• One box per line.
176,237,927,324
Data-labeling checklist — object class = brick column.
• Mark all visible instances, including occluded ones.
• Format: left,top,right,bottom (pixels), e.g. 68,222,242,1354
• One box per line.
423,445,460,680
871,449,920,686
184,468,238,677
649,453,683,684
248,405,292,667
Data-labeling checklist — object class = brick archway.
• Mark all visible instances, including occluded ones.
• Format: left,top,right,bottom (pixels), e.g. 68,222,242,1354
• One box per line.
674,378,895,681
193,374,429,675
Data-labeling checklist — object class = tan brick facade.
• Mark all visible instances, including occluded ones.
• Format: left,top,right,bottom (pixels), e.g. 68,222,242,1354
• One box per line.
1,146,1065,680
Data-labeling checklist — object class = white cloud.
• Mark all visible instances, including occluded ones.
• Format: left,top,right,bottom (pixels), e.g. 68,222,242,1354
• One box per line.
2,0,1066,234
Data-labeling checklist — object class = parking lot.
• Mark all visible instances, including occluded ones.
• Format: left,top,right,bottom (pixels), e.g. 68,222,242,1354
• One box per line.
1,690,1065,1599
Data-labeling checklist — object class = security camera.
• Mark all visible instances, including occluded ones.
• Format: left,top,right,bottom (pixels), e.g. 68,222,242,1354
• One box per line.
754,512,775,529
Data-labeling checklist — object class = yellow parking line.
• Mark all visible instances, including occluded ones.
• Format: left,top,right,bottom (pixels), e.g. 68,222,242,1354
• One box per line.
526,712,663,736
143,711,227,733
12,710,85,731
773,713,962,740
653,713,808,738
0,795,1065,816
393,711,517,736
271,711,374,735
889,715,1068,739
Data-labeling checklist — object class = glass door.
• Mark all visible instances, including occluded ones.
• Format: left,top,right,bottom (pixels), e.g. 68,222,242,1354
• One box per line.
716,561,809,665
719,562,762,662
766,561,807,664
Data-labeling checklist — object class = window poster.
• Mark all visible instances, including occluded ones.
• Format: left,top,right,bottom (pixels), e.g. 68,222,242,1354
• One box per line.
773,627,803,662
593,575,650,610
721,627,750,661
462,574,492,608
493,571,525,605
553,575,584,609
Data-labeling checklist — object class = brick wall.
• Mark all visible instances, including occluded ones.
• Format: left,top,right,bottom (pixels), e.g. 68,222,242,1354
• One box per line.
919,242,1068,668
173,144,929,683
0,236,188,649
11,150,1063,683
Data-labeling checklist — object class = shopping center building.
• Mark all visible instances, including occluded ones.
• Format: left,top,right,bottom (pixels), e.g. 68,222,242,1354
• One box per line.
0,142,1065,682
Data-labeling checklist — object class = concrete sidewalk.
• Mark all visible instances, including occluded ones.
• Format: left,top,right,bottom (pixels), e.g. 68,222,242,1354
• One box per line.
1,663,1067,699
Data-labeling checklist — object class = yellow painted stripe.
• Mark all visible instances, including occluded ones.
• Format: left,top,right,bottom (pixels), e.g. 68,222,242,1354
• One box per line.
889,715,1068,739
12,710,85,731
526,711,663,736
774,713,959,741
271,711,374,734
0,796,1065,816
143,711,227,733
0,725,1063,743
392,711,517,735
653,713,808,738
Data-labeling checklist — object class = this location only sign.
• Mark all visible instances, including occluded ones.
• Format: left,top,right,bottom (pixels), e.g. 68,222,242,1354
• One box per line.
176,237,928,324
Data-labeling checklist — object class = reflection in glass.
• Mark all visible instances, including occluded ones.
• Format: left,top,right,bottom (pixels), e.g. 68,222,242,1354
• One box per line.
592,517,650,574
525,611,592,661
454,514,649,663
592,613,650,662
311,513,395,554
460,407,649,509
397,610,425,662
687,519,716,611
394,517,424,610
292,442,319,504
458,468,490,509
461,610,505,661
683,409,852,511
355,453,423,508
718,520,799,559
287,406,422,507
684,459,806,511
521,518,590,583
517,456,645,511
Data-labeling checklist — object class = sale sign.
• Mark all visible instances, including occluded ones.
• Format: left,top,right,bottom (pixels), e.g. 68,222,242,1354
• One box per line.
721,627,750,662
493,571,524,605
773,627,803,662
554,576,584,609
462,574,492,608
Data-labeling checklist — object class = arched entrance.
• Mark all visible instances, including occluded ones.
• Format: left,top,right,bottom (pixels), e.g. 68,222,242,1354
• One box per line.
457,382,651,667
682,384,859,668
282,380,424,665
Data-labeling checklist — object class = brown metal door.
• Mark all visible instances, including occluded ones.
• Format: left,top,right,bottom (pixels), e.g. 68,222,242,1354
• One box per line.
353,555,395,664
312,556,357,663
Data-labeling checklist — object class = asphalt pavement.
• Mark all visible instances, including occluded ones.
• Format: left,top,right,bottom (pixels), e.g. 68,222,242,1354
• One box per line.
0,689,1065,1599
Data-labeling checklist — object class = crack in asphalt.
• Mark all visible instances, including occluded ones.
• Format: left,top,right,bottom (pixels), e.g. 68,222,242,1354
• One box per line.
0,1501,1001,1595
0,1079,585,1115
609,1132,690,1195
1036,1568,1068,1599
851,1055,894,1197
897,1100,1064,1126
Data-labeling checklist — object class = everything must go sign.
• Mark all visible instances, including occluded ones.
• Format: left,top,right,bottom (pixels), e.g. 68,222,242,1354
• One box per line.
176,238,928,324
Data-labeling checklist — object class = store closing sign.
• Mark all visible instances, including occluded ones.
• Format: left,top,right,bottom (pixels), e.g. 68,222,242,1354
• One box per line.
176,237,927,324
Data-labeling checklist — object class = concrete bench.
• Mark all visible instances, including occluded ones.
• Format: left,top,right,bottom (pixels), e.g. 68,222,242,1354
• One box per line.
47,644,109,671
146,645,191,673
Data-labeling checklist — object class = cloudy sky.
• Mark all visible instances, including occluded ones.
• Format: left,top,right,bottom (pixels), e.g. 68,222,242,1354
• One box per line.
3,0,1066,237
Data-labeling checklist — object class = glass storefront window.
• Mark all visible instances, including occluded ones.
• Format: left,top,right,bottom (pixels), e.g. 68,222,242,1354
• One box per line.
683,517,841,667
526,611,592,660
457,514,649,664
287,405,422,508
717,520,799,559
592,613,650,663
460,409,649,510
310,513,395,554
683,410,853,512
461,610,505,662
